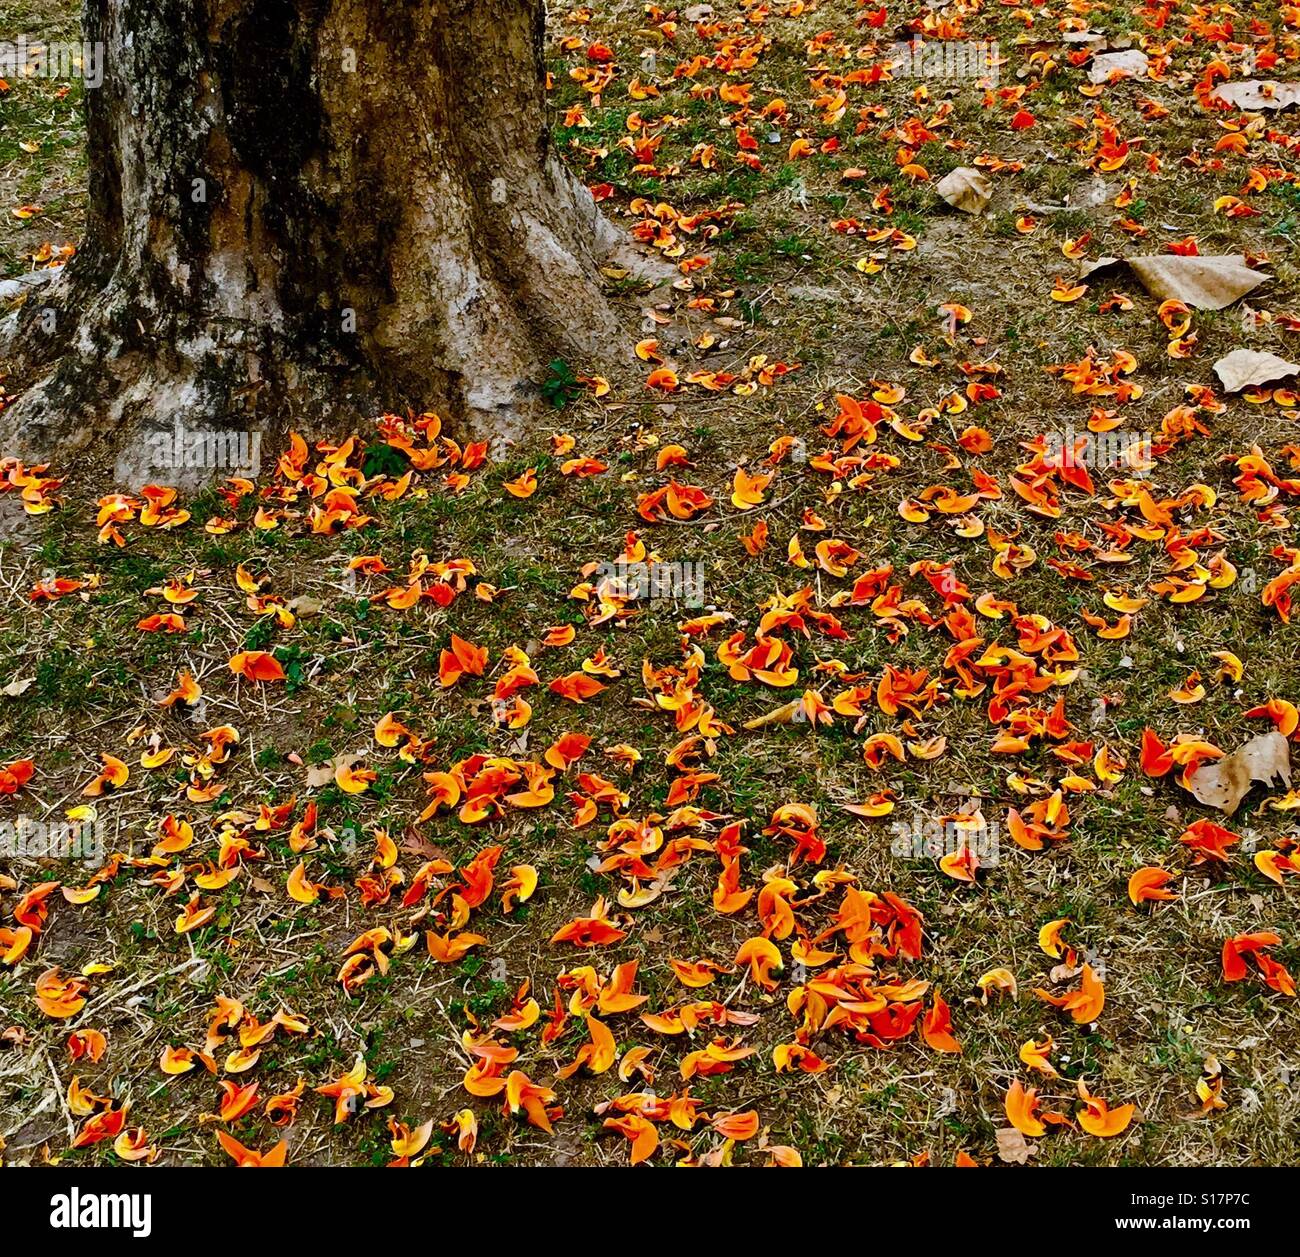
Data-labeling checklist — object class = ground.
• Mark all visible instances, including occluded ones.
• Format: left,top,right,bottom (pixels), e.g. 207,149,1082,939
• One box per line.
0,0,1298,1168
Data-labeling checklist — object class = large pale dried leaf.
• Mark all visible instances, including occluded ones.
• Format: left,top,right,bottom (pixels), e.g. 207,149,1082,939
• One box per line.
1088,50,1149,84
1210,81,1300,112
995,1126,1039,1164
1236,733,1291,787
1213,349,1300,393
1188,732,1291,815
1080,256,1123,279
1126,255,1268,310
935,167,992,215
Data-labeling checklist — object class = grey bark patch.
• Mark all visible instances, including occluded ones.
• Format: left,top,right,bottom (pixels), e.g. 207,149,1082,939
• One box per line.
0,270,60,304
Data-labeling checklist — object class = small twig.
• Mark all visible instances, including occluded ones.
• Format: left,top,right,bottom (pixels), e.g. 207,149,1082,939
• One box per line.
46,1051,75,1143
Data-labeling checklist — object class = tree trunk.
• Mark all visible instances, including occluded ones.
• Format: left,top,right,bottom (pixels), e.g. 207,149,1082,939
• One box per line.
2,0,623,479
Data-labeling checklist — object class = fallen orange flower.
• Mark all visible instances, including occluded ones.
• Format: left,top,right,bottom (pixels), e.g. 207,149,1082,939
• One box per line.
735,936,783,990
604,1112,659,1164
550,896,627,948
549,671,607,702
1076,1082,1136,1138
1035,962,1105,1024
82,753,128,796
921,989,962,1053
504,1069,560,1133
35,966,89,1019
216,1130,288,1166
0,758,36,794
1005,1079,1046,1137
1128,866,1178,905
228,650,286,682
439,634,488,687
71,1105,128,1148
1222,931,1295,996
711,1109,760,1140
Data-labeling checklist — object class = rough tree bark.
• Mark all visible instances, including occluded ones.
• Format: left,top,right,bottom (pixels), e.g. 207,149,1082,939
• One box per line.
1,0,626,478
